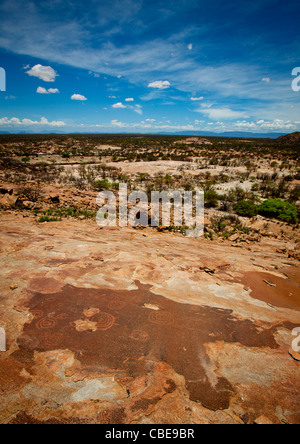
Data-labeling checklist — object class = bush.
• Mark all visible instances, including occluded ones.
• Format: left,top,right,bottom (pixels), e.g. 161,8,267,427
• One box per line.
38,216,61,223
235,200,258,218
92,179,112,190
204,190,219,208
258,198,298,223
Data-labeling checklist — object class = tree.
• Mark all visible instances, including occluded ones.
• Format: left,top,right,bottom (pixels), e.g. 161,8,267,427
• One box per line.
258,198,298,224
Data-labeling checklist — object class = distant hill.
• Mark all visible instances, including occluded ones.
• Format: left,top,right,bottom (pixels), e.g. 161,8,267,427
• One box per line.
277,132,300,145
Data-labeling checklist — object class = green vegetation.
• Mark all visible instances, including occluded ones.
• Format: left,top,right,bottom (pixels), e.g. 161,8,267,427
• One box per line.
235,200,258,218
204,190,219,208
258,198,298,224
38,216,62,223
0,133,299,233
37,207,97,222
234,198,298,223
92,179,119,191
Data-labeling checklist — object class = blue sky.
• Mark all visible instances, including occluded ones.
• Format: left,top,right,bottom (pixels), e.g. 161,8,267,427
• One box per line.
0,0,299,134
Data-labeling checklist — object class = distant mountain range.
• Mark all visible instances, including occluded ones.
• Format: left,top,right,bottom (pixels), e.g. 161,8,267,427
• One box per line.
2,130,300,141
157,131,287,139
0,130,290,139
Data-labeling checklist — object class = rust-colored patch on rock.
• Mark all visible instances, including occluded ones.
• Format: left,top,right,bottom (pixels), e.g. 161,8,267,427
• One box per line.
14,282,285,412
0,356,30,394
8,412,89,424
239,270,300,311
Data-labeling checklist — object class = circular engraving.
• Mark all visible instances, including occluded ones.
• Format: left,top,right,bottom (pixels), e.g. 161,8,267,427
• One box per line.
31,310,43,319
148,311,173,325
91,312,115,331
56,312,69,321
36,316,56,330
107,298,126,311
130,330,149,342
43,333,59,349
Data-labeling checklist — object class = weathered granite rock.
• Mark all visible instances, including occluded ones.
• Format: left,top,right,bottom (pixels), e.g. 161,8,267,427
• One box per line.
0,213,299,424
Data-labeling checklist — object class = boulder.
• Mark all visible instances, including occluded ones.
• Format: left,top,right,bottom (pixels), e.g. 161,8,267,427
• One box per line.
253,415,273,424
289,348,300,361
0,194,18,208
229,233,240,242
288,244,300,261
48,193,60,204
22,200,34,209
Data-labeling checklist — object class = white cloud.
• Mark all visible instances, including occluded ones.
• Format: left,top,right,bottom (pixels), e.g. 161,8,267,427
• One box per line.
0,116,65,127
71,94,87,101
36,87,48,94
187,43,193,51
26,64,58,82
233,120,257,129
256,119,296,130
148,80,171,89
197,107,249,120
112,101,142,114
37,86,59,94
262,77,271,83
111,119,124,127
191,96,204,101
112,102,127,109
125,97,134,102
89,71,100,78
233,119,297,131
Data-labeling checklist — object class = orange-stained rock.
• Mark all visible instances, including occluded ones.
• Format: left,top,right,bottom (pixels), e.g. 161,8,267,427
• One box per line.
0,213,299,425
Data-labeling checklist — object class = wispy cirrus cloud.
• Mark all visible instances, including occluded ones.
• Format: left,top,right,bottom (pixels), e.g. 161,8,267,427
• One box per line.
0,0,299,133
197,106,250,120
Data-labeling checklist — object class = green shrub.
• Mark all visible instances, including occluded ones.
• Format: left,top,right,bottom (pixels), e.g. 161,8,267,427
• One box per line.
38,216,61,223
258,198,298,223
92,179,112,190
235,200,258,217
204,190,219,208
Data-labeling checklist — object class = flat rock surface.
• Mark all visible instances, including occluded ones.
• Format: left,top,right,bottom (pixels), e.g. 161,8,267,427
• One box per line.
0,213,299,424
